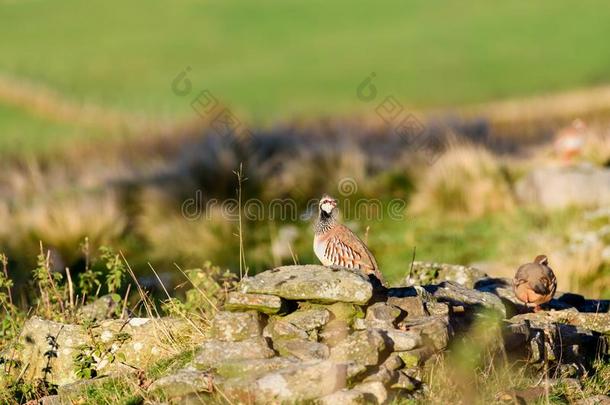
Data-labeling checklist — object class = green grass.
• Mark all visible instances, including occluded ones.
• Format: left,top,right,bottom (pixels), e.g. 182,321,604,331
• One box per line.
1,0,610,154
0,104,110,157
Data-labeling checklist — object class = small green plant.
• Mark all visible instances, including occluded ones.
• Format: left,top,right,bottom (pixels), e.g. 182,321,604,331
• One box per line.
99,246,126,294
73,320,131,380
32,245,66,319
78,267,102,300
181,262,237,313
0,253,22,348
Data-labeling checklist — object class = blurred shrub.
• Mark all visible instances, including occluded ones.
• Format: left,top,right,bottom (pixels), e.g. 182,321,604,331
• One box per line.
410,145,516,218
0,191,127,275
582,129,610,167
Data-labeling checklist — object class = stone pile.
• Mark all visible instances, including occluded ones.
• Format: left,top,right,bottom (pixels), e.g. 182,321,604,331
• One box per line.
4,263,610,404
147,264,610,403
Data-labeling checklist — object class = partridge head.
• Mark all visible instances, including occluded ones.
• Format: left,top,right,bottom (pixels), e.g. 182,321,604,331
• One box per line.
513,255,557,312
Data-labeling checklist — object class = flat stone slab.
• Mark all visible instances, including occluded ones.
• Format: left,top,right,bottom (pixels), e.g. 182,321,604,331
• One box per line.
214,357,299,379
406,261,487,289
252,360,348,402
225,292,283,314
193,337,275,369
273,338,330,361
282,308,331,331
239,265,373,305
330,330,386,368
209,310,262,342
148,368,214,398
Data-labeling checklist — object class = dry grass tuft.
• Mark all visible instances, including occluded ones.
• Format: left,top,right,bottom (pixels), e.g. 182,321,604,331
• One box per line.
410,145,516,218
582,127,610,167
0,191,127,268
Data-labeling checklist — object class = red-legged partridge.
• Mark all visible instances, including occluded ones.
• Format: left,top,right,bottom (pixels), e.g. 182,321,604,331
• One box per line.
313,194,385,285
513,255,557,312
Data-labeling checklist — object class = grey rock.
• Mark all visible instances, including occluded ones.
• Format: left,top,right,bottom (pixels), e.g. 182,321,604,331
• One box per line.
505,310,607,370
330,330,386,368
426,301,450,316
225,291,283,314
57,374,138,401
240,265,373,305
318,389,371,405
406,261,487,289
244,360,348,402
387,296,427,318
4,316,202,386
575,395,610,405
380,328,421,351
215,357,299,379
209,310,262,342
282,308,331,331
320,319,351,347
391,370,419,391
148,368,214,398
193,337,275,369
353,381,388,404
77,294,121,321
362,366,397,385
425,281,506,316
381,352,405,372
516,164,610,209
274,338,330,361
365,302,401,328
38,395,62,405
263,319,308,341
398,315,451,353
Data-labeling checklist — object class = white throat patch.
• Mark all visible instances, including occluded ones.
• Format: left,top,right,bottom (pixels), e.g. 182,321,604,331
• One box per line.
320,201,335,214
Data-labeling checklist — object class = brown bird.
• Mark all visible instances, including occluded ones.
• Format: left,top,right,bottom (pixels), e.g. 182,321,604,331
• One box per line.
313,194,385,285
554,119,587,163
513,255,557,312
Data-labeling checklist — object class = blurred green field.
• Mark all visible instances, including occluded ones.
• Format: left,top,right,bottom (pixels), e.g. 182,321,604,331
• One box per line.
1,0,610,154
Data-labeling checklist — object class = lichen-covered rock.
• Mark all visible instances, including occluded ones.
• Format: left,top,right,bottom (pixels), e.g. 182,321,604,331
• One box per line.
425,281,506,316
353,381,388,404
379,328,421,351
509,308,610,333
240,265,373,305
330,330,386,369
391,370,419,391
221,360,348,403
225,291,283,314
365,303,401,328
3,316,201,386
77,294,121,321
504,310,607,371
398,315,450,353
406,261,487,289
282,308,331,331
575,394,610,405
57,374,140,402
193,337,275,369
318,388,372,405
214,357,299,379
387,296,427,318
362,365,397,385
320,319,351,347
209,310,262,341
426,301,450,316
274,338,330,361
148,367,214,398
38,396,61,405
263,319,308,341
